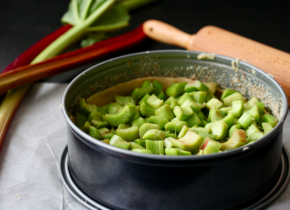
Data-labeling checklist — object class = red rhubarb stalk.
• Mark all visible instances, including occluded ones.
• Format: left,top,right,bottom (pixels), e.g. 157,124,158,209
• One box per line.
0,25,71,151
0,24,147,95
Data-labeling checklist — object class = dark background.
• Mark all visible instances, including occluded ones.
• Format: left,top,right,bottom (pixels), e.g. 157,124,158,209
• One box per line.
0,0,289,82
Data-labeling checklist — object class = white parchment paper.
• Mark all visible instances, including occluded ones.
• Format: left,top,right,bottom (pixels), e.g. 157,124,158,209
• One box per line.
0,83,289,210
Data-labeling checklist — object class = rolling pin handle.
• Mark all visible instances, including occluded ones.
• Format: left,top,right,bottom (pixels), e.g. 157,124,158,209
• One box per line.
143,19,194,49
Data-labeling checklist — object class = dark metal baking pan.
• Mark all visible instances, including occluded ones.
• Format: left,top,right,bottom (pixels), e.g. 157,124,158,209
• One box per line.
61,50,288,210
59,145,290,210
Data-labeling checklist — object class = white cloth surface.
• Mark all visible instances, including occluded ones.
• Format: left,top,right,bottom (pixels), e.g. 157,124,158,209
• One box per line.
0,83,289,210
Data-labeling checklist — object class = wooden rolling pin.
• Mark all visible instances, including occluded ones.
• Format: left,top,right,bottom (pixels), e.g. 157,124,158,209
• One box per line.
143,20,290,104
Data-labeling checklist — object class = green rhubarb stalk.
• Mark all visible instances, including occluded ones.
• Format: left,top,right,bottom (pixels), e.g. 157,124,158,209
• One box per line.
0,85,31,149
32,0,116,63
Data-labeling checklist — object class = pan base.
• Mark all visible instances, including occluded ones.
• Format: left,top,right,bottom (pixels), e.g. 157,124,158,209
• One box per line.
59,145,290,210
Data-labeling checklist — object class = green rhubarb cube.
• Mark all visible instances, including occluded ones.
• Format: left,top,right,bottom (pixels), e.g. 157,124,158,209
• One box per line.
210,120,229,140
173,106,193,121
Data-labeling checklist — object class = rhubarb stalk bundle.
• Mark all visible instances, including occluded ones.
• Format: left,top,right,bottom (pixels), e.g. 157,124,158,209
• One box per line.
0,0,157,151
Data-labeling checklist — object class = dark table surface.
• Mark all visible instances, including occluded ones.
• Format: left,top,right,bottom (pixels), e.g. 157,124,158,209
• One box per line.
1,0,290,82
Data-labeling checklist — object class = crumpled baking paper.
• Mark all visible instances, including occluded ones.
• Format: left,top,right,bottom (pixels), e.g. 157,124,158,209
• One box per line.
0,83,289,210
